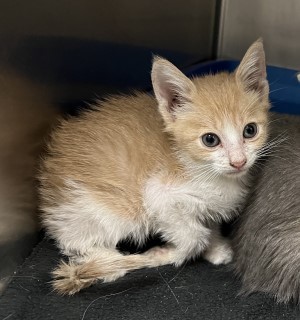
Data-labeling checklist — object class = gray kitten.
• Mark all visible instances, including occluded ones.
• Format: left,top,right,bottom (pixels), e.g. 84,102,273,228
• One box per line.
232,113,300,304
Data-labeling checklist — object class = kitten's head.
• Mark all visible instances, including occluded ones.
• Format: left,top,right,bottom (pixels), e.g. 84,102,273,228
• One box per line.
151,39,270,178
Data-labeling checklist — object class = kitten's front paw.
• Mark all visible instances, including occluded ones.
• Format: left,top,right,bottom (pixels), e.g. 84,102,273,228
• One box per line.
203,241,233,265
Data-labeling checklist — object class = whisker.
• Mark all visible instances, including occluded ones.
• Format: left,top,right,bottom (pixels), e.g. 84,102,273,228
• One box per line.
258,134,287,153
191,172,212,184
267,117,285,125
269,86,288,95
258,152,289,162
202,170,220,185
268,79,280,87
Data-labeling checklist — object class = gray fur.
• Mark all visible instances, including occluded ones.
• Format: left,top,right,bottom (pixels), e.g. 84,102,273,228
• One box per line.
232,113,300,304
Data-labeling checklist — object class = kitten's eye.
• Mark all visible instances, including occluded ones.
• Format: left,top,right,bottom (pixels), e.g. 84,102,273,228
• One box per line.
243,123,257,139
202,133,220,148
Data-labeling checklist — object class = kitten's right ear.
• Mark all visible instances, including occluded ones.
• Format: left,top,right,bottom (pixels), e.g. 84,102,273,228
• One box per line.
235,39,269,98
151,56,196,123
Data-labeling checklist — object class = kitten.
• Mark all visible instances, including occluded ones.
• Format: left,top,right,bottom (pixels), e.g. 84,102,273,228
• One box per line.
0,72,58,292
232,113,300,304
39,39,270,295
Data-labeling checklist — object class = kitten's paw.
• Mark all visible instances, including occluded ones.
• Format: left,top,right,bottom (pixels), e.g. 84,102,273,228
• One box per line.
144,245,170,257
143,245,175,266
203,241,233,265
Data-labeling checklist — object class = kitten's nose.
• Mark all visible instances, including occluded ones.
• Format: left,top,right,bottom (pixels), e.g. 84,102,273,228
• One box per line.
230,159,247,170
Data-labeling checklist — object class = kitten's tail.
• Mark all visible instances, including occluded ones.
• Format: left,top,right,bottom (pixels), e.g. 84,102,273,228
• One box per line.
52,247,173,295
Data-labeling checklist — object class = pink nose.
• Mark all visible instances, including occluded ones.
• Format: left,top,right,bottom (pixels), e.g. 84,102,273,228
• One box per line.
230,159,247,170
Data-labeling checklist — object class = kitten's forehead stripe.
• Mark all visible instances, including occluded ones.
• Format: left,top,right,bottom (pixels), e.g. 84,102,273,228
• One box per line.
222,124,241,145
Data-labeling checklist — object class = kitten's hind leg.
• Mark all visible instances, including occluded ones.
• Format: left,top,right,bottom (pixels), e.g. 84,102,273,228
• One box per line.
142,244,177,265
144,220,212,268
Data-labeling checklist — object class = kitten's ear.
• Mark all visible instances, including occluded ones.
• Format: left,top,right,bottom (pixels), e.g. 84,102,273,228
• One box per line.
151,56,196,122
235,39,269,98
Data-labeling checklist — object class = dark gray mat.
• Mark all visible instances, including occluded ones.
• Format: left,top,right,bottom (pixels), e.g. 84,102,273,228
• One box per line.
1,237,299,320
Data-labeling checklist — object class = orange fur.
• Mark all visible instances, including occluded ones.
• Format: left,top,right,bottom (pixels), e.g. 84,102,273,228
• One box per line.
41,93,176,220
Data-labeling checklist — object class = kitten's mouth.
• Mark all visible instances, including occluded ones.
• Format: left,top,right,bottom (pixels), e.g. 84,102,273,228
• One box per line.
226,168,248,177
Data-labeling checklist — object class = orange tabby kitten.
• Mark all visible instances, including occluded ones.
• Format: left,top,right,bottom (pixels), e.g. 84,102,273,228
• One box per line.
39,39,270,295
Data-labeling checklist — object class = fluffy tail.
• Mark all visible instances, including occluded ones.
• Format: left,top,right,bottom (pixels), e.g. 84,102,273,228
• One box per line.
52,246,174,295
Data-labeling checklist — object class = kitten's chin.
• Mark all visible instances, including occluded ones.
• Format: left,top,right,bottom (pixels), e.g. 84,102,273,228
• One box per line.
224,169,248,179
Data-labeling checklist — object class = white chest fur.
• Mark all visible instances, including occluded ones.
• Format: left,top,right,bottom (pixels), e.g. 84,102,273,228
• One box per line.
143,173,248,224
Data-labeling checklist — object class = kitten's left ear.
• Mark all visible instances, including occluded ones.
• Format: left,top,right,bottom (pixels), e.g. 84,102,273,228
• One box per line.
235,39,269,98
151,56,196,123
